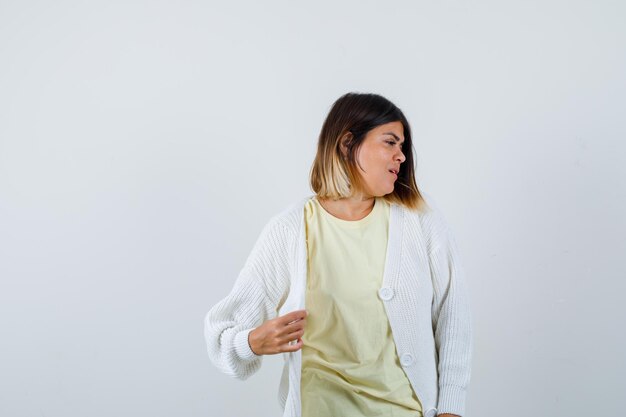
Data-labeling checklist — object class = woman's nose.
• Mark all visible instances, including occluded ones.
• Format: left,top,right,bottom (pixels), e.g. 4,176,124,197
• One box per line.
396,150,406,163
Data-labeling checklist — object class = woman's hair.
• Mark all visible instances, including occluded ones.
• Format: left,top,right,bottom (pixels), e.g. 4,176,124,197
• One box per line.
310,92,428,211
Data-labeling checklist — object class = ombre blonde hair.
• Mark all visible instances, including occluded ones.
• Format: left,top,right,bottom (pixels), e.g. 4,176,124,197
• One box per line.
309,92,428,212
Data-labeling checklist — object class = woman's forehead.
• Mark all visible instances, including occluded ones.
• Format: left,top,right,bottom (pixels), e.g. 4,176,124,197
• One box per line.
369,121,405,140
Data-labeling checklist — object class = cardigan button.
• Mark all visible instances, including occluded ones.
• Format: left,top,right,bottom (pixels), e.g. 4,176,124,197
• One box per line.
400,352,414,366
425,408,437,417
378,287,394,301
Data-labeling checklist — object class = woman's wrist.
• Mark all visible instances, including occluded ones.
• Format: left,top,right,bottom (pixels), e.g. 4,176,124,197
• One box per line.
247,328,260,355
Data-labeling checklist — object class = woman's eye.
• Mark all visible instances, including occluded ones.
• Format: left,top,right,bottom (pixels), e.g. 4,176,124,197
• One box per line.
386,140,402,150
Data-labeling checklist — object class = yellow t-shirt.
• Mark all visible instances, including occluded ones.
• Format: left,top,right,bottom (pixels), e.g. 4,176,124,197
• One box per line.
301,196,423,417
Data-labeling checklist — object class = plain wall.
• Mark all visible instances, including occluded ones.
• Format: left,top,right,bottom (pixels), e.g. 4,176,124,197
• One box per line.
1,1,624,416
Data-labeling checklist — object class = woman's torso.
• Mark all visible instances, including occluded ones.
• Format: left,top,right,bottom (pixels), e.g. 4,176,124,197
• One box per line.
300,196,423,417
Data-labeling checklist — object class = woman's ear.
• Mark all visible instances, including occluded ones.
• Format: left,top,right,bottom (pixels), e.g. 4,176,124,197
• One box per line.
339,131,353,159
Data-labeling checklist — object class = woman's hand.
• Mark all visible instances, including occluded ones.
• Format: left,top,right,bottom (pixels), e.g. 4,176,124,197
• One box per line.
248,310,308,355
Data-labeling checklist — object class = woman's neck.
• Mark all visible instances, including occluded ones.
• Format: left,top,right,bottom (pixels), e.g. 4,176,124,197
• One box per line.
316,195,376,221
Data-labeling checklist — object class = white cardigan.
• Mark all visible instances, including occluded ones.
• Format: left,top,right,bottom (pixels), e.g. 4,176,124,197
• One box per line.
204,193,473,417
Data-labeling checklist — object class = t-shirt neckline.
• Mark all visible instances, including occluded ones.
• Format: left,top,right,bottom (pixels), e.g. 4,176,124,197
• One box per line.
312,196,382,229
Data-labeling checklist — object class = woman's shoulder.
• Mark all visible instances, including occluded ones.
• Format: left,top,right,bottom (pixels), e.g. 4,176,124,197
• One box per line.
400,190,454,246
261,194,314,235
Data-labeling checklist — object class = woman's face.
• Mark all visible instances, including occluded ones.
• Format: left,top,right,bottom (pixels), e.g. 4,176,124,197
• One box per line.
352,121,407,197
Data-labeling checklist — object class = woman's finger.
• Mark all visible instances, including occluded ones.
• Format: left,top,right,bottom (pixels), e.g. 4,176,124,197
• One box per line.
281,338,304,352
283,318,306,334
279,310,307,326
278,328,304,344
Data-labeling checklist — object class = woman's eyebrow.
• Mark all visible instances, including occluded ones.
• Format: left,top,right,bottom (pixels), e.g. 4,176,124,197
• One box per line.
383,132,405,144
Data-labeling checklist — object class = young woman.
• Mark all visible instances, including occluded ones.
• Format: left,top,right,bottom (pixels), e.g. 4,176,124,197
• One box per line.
204,92,472,417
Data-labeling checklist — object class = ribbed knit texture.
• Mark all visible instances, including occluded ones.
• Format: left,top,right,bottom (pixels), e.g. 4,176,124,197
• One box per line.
204,192,473,417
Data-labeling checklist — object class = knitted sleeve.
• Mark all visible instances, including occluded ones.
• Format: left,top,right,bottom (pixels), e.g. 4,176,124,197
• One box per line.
428,207,473,416
204,216,291,380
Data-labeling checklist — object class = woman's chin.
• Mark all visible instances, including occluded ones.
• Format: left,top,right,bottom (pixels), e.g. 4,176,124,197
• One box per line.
369,182,394,197
370,189,391,198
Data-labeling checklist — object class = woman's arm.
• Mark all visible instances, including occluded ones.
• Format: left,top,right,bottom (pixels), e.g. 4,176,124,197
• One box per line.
429,210,473,417
203,216,291,380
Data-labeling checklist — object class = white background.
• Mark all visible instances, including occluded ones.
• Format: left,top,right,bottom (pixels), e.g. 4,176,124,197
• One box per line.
1,1,624,416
